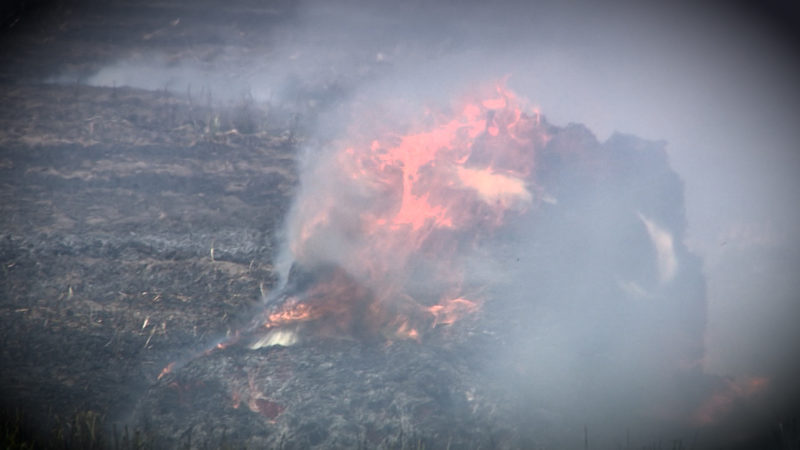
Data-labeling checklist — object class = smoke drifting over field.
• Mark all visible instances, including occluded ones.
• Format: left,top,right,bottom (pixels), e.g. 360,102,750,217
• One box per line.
24,0,800,447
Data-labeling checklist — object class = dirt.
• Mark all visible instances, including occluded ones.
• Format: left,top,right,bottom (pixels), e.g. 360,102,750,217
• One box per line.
0,70,299,450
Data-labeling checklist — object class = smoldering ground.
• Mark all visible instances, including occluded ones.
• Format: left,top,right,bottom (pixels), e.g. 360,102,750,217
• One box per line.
2,0,799,448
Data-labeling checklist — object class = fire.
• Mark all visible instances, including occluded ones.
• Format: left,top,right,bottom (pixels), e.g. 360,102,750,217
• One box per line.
692,376,770,426
268,82,548,342
427,298,480,327
157,361,175,380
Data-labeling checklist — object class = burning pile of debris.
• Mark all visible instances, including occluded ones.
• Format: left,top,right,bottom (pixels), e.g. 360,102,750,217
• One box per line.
131,83,707,448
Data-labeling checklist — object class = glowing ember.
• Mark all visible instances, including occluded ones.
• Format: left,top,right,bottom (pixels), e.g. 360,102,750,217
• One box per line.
692,376,769,426
231,370,286,422
266,82,548,342
427,298,480,327
157,362,175,380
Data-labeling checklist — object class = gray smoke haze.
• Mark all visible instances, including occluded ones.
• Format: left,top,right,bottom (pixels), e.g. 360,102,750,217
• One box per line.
71,0,799,447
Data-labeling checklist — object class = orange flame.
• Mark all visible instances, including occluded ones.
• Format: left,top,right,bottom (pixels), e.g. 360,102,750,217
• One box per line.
428,298,481,327
274,82,547,341
157,362,175,380
692,376,769,426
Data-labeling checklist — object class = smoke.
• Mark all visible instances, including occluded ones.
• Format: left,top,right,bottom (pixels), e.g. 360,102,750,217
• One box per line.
72,0,800,446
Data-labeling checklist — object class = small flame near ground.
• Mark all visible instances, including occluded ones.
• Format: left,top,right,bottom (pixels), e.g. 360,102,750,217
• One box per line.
692,376,769,426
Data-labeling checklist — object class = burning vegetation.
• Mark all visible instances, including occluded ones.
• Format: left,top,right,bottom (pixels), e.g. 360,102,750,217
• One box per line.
243,84,547,346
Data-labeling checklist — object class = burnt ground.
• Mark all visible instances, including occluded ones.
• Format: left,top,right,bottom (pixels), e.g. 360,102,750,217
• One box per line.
0,81,301,445
0,3,303,445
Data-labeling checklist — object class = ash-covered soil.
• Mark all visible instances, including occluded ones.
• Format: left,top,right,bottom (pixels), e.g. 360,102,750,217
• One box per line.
0,79,300,446
137,338,513,449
